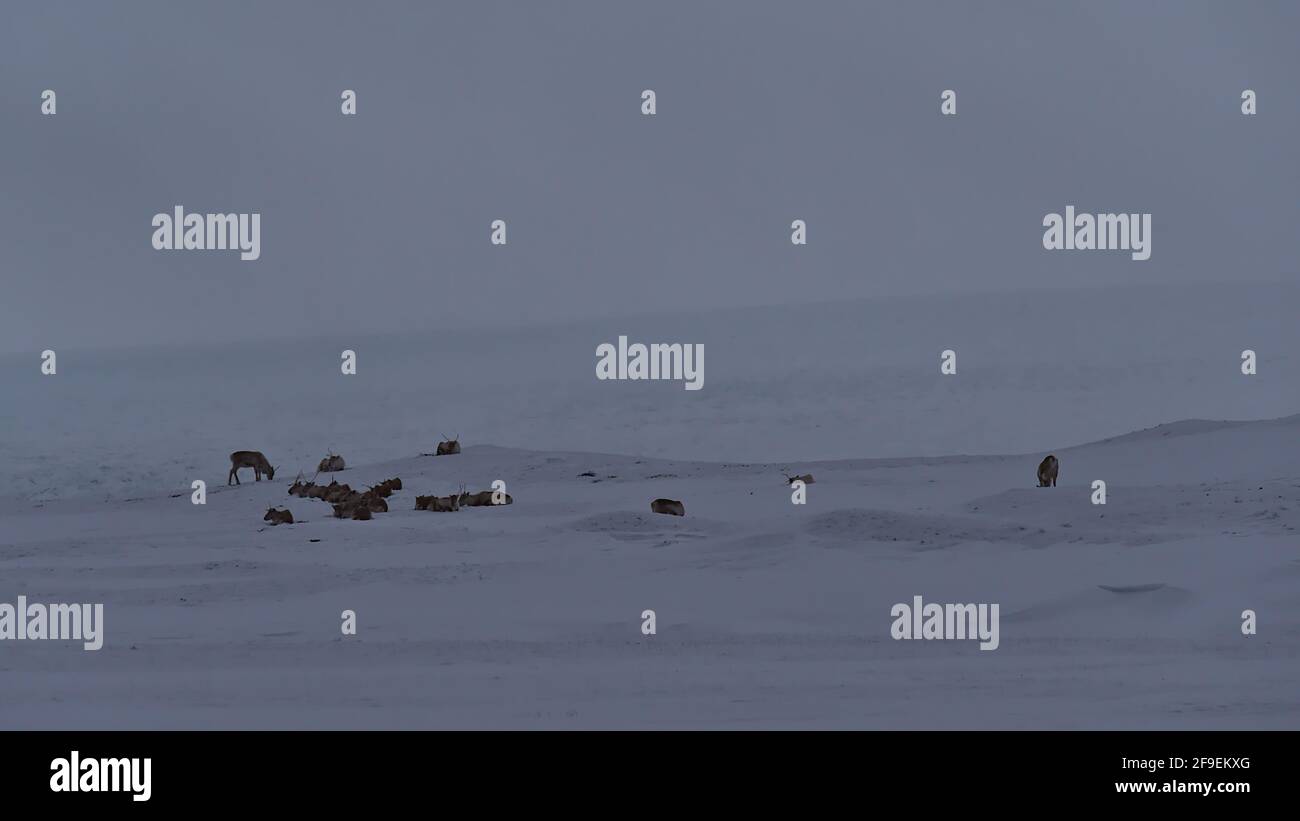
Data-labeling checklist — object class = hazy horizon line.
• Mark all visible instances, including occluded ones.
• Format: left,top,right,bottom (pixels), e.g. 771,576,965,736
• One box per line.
2,275,1293,358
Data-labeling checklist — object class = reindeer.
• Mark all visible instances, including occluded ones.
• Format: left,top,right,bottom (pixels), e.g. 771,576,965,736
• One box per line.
323,482,354,503
332,492,369,518
229,451,276,485
317,452,346,473
416,489,460,512
650,498,685,516
360,491,388,513
459,489,513,507
436,433,461,456
351,505,372,521
306,483,329,500
376,477,403,494
263,507,294,525
784,472,815,485
430,494,460,512
288,475,315,497
1037,454,1059,488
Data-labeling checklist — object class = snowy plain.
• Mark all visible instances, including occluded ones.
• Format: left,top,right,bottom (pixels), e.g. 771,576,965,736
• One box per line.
0,282,1297,728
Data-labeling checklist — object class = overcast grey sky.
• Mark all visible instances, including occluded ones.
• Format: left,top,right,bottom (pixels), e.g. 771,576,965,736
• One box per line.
1,1,1296,352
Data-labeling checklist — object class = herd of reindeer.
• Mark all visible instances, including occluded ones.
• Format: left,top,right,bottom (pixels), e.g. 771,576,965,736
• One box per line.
228,434,1064,528
226,434,519,526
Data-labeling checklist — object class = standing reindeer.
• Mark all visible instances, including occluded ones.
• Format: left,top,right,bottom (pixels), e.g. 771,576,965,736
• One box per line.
228,451,276,485
1037,454,1059,488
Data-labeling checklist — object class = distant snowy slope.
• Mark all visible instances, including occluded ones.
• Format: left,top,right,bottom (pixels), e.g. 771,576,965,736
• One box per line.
2,281,1296,502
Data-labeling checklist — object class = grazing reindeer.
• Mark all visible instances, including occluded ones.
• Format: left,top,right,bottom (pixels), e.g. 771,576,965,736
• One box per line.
317,452,346,473
1037,454,1059,488
263,507,294,525
436,434,461,456
784,472,815,485
229,451,276,485
650,498,685,516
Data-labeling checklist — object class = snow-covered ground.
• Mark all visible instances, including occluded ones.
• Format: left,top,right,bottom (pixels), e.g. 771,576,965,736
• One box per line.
1,283,1297,728
1,417,1297,728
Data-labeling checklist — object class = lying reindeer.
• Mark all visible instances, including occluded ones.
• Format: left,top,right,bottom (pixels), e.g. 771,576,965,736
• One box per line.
1037,454,1059,488
784,472,815,485
650,498,685,516
317,452,346,473
263,507,294,525
368,483,394,499
323,481,354,503
415,492,460,512
432,494,460,512
458,489,513,507
331,489,389,517
228,451,276,485
435,434,461,456
333,496,374,519
288,478,313,497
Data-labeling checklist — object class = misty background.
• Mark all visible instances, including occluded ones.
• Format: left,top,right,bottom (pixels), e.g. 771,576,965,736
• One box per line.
1,0,1297,353
3,3,1299,731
